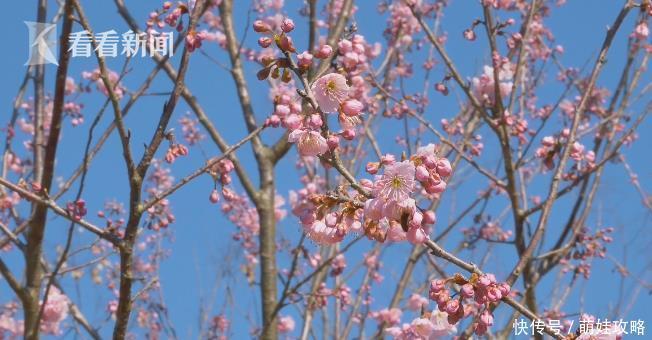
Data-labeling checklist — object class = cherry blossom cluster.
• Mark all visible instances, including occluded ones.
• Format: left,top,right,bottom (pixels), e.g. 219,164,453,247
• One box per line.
510,11,557,61
472,62,514,107
163,130,189,164
535,133,595,175
0,302,22,337
383,310,457,339
143,162,176,230
559,227,614,279
1,290,73,337
498,110,530,145
39,288,70,335
289,143,451,246
463,219,513,243
147,1,208,51
277,315,295,334
178,113,205,146
251,15,386,155
82,68,126,100
361,145,450,242
219,186,286,277
560,81,610,119
429,273,511,336
96,200,126,235
207,314,230,340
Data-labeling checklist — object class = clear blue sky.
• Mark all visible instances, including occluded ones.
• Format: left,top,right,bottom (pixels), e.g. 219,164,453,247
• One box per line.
1,1,650,338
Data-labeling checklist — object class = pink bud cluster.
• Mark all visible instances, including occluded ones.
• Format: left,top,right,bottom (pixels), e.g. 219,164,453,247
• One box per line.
206,155,250,210
185,30,207,52
207,157,235,186
559,227,614,279
147,1,188,32
63,101,84,127
144,163,176,231
463,219,513,242
66,199,87,221
429,273,510,336
499,110,530,145
336,35,381,72
253,17,297,53
165,143,189,164
97,200,126,234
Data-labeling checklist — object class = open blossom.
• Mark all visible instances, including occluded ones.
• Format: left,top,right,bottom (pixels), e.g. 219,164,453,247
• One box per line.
277,315,295,333
373,308,402,326
430,310,457,338
632,22,649,40
311,73,350,112
40,288,70,335
472,65,513,106
374,161,416,202
288,129,328,156
304,220,342,244
407,293,429,311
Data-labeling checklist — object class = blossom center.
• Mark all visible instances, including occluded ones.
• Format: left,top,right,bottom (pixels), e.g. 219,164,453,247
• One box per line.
326,80,337,92
391,177,403,188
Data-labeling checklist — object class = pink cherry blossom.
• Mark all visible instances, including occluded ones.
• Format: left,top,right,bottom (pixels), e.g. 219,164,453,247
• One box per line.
288,129,328,156
311,73,350,112
277,315,295,333
373,161,416,202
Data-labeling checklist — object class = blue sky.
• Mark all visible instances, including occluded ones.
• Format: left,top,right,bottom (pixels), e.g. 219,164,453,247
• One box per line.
1,0,650,338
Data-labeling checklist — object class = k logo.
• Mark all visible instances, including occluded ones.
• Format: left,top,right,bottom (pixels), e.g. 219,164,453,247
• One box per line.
25,21,59,66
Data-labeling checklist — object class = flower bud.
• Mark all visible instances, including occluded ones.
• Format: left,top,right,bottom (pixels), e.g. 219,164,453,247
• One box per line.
436,158,452,177
366,162,380,175
327,135,340,150
461,283,475,298
341,99,364,117
253,20,270,33
258,37,272,48
281,18,295,33
415,165,430,182
315,44,333,59
209,189,220,204
342,129,356,140
285,114,302,130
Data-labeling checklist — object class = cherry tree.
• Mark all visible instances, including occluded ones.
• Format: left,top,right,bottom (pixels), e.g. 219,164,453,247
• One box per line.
0,0,650,339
